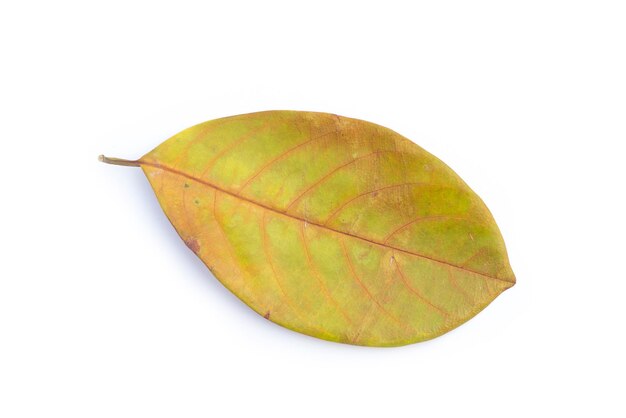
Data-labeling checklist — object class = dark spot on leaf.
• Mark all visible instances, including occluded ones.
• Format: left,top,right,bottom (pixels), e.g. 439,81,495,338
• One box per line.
184,183,190,188
184,238,200,253
264,311,271,319
194,199,200,205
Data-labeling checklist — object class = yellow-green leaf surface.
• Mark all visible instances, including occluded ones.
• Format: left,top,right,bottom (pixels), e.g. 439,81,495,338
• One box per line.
105,110,515,346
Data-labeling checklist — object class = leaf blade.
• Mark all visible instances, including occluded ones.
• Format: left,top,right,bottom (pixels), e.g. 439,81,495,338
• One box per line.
139,110,515,346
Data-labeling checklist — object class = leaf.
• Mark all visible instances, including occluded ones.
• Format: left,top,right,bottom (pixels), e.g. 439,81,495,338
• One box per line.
101,110,515,346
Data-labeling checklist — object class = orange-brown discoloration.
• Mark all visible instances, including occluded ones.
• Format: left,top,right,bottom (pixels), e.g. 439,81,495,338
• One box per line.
184,238,200,253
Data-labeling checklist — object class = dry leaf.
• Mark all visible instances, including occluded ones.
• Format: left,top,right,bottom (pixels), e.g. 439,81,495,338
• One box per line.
101,110,515,346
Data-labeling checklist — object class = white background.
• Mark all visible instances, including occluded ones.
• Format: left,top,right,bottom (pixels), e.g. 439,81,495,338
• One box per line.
1,1,624,417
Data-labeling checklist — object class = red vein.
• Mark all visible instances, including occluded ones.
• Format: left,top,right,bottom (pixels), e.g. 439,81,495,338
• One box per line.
349,258,400,344
211,190,260,306
236,130,337,195
163,119,232,192
284,150,395,213
174,122,224,167
140,161,514,284
339,238,412,332
261,212,293,308
323,182,431,226
393,256,449,318
198,120,271,180
299,223,354,327
446,266,474,305
213,191,231,249
260,212,325,335
176,126,224,235
382,215,470,244
461,247,489,268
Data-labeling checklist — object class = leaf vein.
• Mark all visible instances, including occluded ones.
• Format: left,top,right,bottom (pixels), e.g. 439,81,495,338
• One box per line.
299,223,355,327
339,238,414,334
211,190,260,306
198,120,271,180
284,150,396,213
260,212,327,336
382,215,475,244
323,182,432,225
140,162,514,284
393,255,450,318
237,129,337,194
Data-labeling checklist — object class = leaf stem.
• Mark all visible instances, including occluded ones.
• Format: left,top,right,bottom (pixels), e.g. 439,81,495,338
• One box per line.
98,155,141,167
